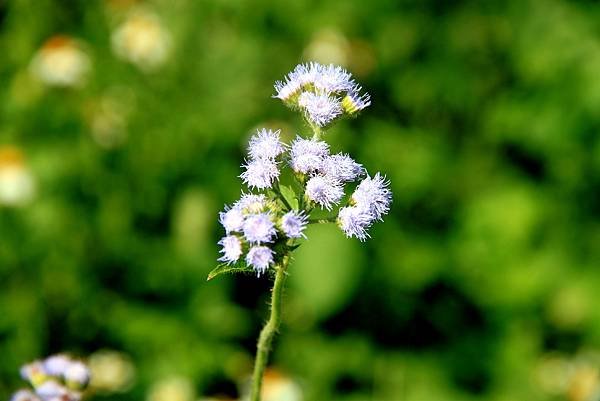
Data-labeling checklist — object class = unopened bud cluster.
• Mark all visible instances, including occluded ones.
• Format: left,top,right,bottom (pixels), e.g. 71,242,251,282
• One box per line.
12,354,91,401
216,62,391,277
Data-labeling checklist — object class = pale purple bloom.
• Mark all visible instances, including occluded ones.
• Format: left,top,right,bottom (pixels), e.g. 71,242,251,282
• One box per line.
273,64,315,101
290,137,329,174
219,207,245,233
312,63,355,93
234,193,267,214
246,246,274,276
305,175,344,210
218,235,243,264
240,158,280,189
243,213,276,243
248,128,286,160
10,390,40,401
342,85,371,114
20,361,45,381
35,381,67,399
42,355,71,377
64,361,90,387
297,91,343,127
321,153,365,182
352,173,392,221
280,211,308,238
337,206,372,241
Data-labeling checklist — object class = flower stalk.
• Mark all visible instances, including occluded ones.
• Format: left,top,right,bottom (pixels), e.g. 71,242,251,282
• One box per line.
212,62,392,401
249,257,288,401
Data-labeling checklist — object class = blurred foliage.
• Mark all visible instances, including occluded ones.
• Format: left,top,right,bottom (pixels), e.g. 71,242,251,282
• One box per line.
1,0,600,400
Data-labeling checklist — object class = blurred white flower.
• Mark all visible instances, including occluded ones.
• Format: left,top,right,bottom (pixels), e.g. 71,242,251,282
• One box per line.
30,35,90,88
261,370,303,401
112,9,171,71
0,147,35,207
89,350,136,393
147,376,195,401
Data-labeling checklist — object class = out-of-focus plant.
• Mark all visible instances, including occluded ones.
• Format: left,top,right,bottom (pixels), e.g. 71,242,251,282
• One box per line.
209,62,392,401
12,354,91,401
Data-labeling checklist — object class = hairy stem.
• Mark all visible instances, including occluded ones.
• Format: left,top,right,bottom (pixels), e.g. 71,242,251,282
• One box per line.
308,216,337,224
249,257,288,401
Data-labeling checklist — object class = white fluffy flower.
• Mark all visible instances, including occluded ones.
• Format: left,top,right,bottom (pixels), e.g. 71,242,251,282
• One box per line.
30,36,90,88
342,86,371,114
240,158,280,189
290,137,329,174
234,193,267,214
352,173,392,221
312,63,355,93
248,128,286,160
219,207,245,233
246,246,274,276
321,153,364,182
10,389,40,401
243,213,276,243
305,175,344,210
43,355,71,377
298,91,343,127
273,64,315,102
35,381,67,399
337,206,373,241
218,235,243,264
20,361,44,382
280,211,308,239
64,361,90,387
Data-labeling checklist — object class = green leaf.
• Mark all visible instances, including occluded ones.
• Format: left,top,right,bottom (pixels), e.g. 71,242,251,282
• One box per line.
207,263,254,281
279,184,299,210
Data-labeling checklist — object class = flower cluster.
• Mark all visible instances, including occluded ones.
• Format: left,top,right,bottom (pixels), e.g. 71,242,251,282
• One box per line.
12,354,91,401
215,63,391,278
218,191,307,276
274,62,371,128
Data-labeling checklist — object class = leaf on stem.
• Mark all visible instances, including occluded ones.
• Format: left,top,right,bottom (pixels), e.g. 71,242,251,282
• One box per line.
278,184,299,210
207,262,254,281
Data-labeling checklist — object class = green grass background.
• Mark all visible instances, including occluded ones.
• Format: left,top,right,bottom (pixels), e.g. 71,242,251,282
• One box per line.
1,0,599,400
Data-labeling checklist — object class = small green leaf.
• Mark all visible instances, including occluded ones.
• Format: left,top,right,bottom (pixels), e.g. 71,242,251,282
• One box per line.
279,185,299,210
207,263,254,281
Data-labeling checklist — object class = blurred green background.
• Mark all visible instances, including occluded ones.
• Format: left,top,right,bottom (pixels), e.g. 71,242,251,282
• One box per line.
1,0,600,400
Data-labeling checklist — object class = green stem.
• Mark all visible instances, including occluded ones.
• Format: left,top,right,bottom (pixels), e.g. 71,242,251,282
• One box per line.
249,257,288,401
308,216,337,224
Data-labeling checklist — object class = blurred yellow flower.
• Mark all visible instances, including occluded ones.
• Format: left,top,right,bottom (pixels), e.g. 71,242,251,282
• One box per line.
30,35,90,88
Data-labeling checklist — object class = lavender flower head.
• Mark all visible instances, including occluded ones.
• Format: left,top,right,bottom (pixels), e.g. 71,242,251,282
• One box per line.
290,137,329,174
351,173,392,221
219,207,244,234
298,91,343,127
246,246,274,276
321,153,365,182
337,206,373,241
218,235,243,264
240,157,280,189
248,128,286,160
212,62,390,280
280,211,308,238
243,213,276,244
305,175,344,210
